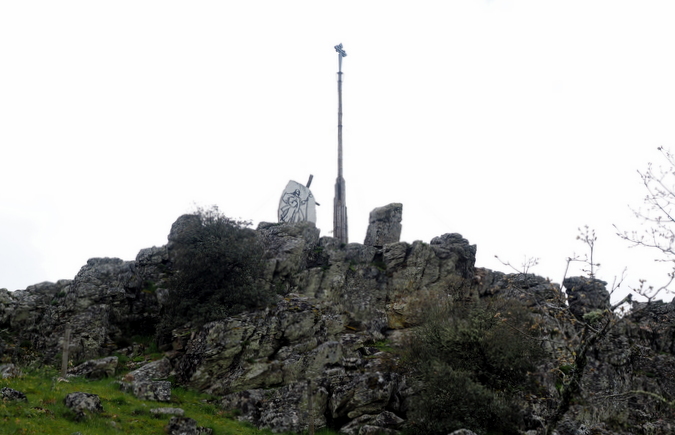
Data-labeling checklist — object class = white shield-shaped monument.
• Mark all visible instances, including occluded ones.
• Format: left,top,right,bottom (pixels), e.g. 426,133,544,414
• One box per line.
278,180,317,224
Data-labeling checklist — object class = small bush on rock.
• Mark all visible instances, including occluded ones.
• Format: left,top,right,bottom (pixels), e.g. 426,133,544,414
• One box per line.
405,299,547,435
158,206,271,344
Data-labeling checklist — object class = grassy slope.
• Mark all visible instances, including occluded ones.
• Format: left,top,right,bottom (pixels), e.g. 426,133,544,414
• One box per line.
0,359,338,435
0,364,270,435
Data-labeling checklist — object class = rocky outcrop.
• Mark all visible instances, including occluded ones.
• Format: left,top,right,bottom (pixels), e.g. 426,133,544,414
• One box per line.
120,357,174,401
0,246,168,364
563,276,611,320
171,223,480,433
2,207,675,434
258,221,322,291
364,203,402,247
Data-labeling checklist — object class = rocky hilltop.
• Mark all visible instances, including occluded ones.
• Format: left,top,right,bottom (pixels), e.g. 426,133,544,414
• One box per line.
1,204,674,435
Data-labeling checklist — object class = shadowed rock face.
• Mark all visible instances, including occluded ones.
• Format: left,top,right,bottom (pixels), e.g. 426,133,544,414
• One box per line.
563,276,611,320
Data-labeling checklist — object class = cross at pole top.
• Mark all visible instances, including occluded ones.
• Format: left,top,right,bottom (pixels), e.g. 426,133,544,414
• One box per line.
334,43,347,57
334,43,347,72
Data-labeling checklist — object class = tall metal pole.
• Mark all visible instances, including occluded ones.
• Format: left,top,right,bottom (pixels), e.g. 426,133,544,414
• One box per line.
333,43,348,244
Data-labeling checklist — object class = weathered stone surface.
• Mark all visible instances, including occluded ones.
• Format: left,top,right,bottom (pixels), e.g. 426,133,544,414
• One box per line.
150,407,185,416
220,389,267,425
339,411,405,434
258,221,321,285
364,203,402,247
329,371,401,420
564,276,610,320
64,392,103,420
167,214,200,247
165,416,213,435
175,295,347,395
123,357,172,382
0,363,22,379
67,356,118,379
486,273,563,307
118,358,174,403
221,382,329,433
121,380,172,402
136,246,168,267
429,233,476,279
1,387,27,401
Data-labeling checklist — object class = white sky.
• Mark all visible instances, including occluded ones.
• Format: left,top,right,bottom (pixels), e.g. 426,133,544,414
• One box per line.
2,1,675,302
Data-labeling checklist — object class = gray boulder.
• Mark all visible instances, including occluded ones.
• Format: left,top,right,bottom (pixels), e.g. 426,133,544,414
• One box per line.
120,357,174,402
0,363,22,379
364,203,403,247
67,356,118,379
150,407,185,416
258,221,321,286
1,387,27,401
123,357,172,382
167,214,201,248
165,416,213,435
64,392,103,420
121,380,172,402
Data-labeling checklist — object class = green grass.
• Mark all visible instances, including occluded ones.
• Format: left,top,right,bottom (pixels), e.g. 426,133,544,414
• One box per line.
0,365,298,435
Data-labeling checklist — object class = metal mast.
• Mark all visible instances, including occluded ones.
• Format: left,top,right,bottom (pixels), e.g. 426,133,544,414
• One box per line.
333,43,348,244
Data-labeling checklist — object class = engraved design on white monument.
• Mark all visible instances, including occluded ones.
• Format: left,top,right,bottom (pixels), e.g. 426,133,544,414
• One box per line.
278,180,317,224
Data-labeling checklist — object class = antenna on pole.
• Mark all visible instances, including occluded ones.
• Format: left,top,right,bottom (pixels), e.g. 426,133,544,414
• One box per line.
333,43,349,244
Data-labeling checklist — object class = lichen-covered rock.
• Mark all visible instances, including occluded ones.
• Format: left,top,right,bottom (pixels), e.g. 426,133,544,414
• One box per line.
118,357,174,402
6,211,675,434
0,363,22,379
329,371,401,420
165,416,213,435
123,357,172,382
64,392,103,420
67,356,118,379
258,221,321,287
429,233,476,279
1,387,27,401
564,276,610,320
221,381,330,433
339,411,405,434
364,203,402,247
150,407,185,416
175,295,348,395
120,380,172,402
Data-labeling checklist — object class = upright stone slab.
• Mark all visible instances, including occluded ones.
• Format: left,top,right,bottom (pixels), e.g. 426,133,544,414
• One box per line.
278,180,317,224
364,204,402,247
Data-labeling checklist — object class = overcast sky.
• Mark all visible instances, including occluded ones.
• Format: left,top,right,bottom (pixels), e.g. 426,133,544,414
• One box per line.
2,1,675,302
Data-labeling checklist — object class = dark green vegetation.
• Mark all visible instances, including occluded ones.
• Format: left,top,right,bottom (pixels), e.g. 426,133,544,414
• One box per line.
157,206,274,344
404,299,547,435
